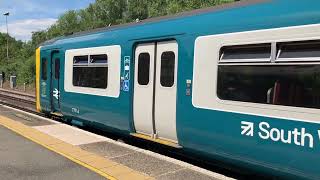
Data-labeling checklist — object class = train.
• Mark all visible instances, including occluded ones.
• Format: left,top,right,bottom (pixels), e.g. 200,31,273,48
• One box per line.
35,0,320,179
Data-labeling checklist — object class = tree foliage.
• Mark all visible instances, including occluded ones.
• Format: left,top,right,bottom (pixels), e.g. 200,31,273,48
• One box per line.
0,0,235,86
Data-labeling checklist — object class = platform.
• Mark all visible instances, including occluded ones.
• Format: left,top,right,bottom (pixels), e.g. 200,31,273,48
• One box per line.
0,105,234,180
0,125,104,180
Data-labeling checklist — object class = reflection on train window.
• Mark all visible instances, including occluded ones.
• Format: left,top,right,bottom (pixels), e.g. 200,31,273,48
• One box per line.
160,51,175,87
138,53,150,85
41,58,47,80
220,43,271,62
73,55,88,64
277,40,320,59
54,58,60,79
217,65,320,109
72,54,108,89
90,54,108,64
73,67,108,89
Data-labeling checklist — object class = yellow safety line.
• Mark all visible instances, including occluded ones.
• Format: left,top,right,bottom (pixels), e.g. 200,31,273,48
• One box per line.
35,47,41,112
0,118,116,180
131,133,181,148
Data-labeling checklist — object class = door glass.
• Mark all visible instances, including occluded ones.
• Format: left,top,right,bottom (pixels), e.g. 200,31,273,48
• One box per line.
160,51,175,87
41,58,47,80
138,53,150,85
55,58,60,79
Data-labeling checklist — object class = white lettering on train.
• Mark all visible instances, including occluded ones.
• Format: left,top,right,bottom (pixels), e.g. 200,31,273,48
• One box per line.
241,121,316,148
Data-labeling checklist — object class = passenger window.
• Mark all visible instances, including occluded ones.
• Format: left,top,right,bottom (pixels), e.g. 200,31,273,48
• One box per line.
90,54,108,64
74,55,88,64
138,53,150,85
41,58,47,80
160,51,175,87
54,58,60,79
217,65,320,109
220,43,271,62
277,40,320,60
73,54,108,89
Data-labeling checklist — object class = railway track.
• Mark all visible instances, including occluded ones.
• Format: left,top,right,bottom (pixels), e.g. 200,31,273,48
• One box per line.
0,88,38,115
0,88,270,180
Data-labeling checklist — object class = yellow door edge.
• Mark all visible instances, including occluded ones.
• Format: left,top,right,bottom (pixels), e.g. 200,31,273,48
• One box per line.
35,47,41,112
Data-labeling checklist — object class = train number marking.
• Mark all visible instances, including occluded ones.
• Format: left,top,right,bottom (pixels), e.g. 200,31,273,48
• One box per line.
72,107,80,114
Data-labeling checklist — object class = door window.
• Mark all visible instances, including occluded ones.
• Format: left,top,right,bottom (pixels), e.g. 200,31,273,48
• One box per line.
160,51,175,87
41,58,47,80
138,53,151,85
54,58,60,79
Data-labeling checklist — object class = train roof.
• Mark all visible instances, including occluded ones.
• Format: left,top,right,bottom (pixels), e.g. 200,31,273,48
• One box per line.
41,0,320,49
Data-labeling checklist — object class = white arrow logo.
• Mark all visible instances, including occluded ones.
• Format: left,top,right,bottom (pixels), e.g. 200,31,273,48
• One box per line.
241,121,254,136
318,130,320,141
53,88,59,100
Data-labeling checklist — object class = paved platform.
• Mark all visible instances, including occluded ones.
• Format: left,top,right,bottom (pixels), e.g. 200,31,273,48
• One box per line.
0,126,104,180
0,105,234,180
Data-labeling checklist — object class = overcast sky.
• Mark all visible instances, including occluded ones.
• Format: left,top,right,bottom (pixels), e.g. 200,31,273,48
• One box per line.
0,0,95,41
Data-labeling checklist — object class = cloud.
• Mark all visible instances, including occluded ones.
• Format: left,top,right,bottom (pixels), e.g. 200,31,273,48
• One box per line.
0,18,57,41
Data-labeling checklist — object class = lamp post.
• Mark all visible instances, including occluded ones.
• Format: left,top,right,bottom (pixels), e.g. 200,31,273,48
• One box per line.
3,12,9,60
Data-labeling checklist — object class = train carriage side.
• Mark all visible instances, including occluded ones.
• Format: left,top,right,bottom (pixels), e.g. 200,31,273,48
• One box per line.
35,1,320,179
37,40,134,133
181,8,320,180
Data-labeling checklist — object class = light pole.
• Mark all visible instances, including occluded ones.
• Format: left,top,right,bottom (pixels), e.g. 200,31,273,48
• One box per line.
3,12,9,60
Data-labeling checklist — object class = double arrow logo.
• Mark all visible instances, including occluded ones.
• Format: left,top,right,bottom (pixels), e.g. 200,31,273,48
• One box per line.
53,88,60,100
241,121,254,136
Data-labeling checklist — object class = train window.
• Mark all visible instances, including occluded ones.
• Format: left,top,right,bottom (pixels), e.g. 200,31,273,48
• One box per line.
217,64,320,109
74,55,88,65
54,58,60,79
90,54,108,64
138,53,150,85
220,43,271,62
160,51,175,87
277,40,320,60
72,54,108,89
73,67,108,89
41,58,47,80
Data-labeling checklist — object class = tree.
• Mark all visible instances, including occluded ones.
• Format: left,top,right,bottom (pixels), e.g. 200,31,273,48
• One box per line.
94,0,127,25
126,0,149,21
0,0,236,86
57,10,80,35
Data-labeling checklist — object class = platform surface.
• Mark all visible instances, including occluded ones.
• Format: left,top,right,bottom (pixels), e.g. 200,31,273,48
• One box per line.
0,105,234,180
0,125,105,180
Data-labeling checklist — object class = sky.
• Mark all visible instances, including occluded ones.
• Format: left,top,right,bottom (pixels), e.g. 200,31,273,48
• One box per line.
0,0,95,41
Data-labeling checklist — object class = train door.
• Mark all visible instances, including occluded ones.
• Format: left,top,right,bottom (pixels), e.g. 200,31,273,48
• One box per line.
133,41,178,142
51,51,61,112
